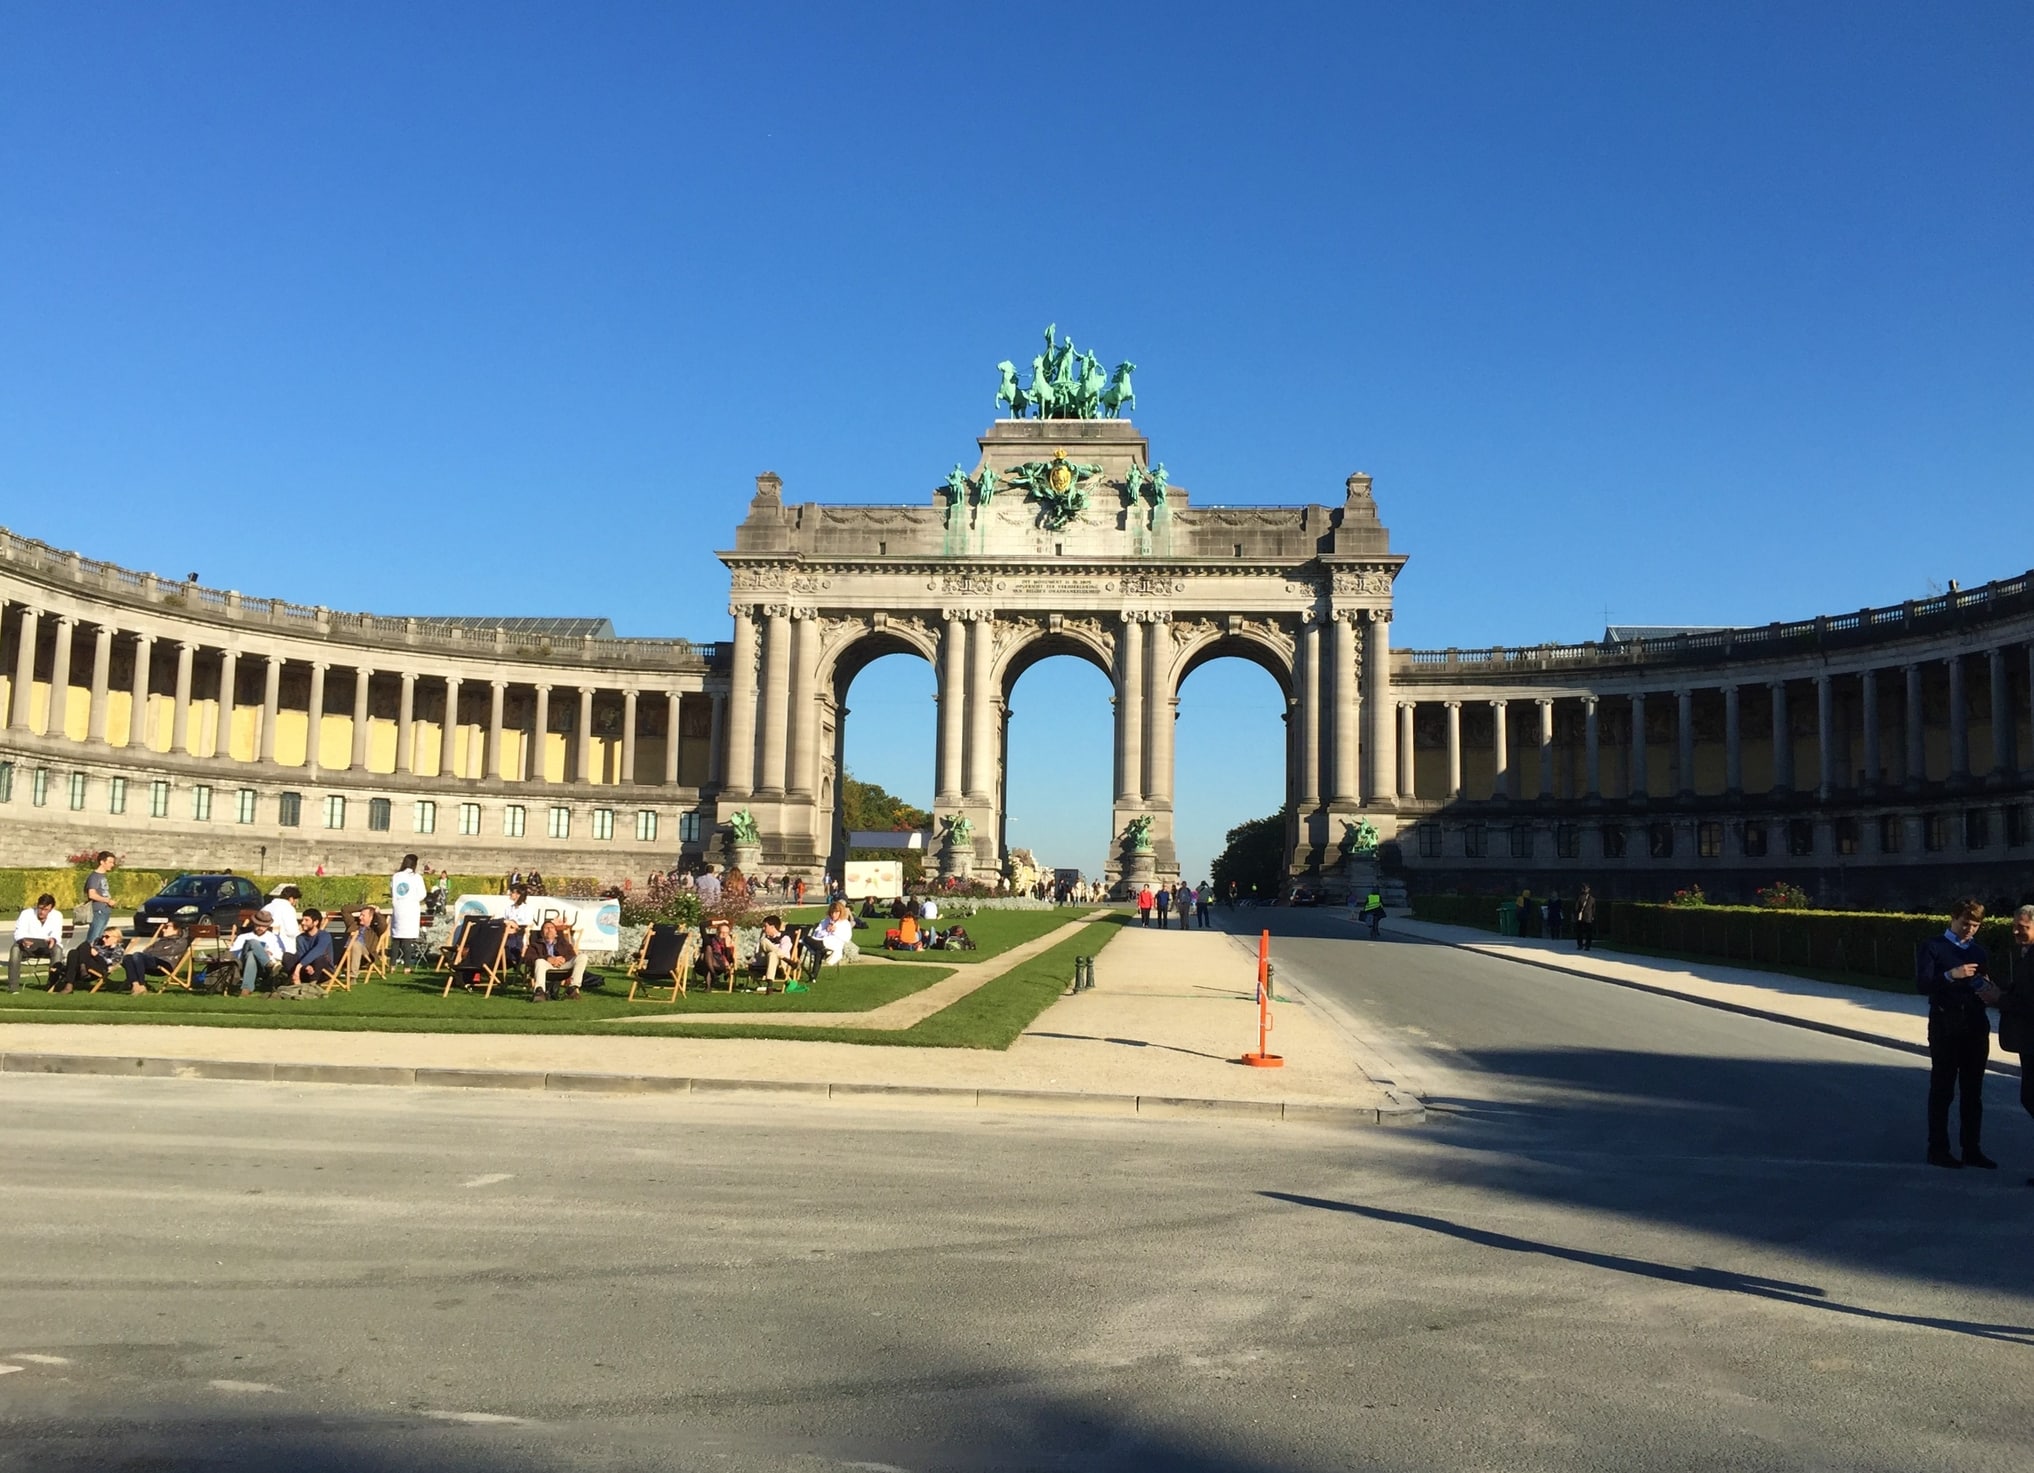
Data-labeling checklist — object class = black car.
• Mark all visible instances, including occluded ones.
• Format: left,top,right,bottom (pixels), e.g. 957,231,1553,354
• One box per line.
133,873,269,933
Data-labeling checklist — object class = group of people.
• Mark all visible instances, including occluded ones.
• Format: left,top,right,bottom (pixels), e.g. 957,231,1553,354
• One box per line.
1916,898,2034,1178
1511,885,1600,950
1134,882,1216,929
699,903,857,990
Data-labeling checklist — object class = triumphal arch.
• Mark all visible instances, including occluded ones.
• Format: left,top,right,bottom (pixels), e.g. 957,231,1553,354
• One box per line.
716,328,1404,889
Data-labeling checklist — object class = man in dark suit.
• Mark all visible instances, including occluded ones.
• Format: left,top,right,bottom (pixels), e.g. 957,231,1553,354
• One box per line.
1915,898,2000,1170
1991,903,2034,1185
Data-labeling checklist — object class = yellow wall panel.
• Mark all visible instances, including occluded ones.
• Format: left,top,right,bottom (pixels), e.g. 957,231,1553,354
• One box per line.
62,687,89,741
412,720,443,777
230,706,260,761
28,682,50,732
190,697,219,755
105,690,134,748
317,714,350,768
542,733,568,782
144,693,170,752
368,719,399,772
274,710,308,767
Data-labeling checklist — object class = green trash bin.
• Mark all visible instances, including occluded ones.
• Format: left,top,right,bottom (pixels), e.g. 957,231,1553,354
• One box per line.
1495,901,1519,936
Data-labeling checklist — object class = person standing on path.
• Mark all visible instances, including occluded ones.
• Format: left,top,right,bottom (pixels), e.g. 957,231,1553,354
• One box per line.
1136,886,1155,927
1544,892,1565,943
1573,885,1597,951
83,851,116,946
1195,884,1212,929
389,854,425,971
1915,898,2000,1170
1362,888,1385,940
1990,903,2034,1183
1155,885,1171,927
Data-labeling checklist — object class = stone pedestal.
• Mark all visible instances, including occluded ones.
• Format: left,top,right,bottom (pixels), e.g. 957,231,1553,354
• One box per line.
730,841,763,876
939,844,973,882
1120,848,1156,893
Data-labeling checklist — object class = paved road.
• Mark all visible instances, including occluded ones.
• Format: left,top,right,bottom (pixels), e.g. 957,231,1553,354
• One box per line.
2,915,2030,1472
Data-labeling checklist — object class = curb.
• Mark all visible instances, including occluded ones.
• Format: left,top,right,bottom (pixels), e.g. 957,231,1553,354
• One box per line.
0,1051,1427,1127
1389,929,2024,1080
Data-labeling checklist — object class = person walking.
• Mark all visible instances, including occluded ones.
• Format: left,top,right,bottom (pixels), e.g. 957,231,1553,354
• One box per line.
83,851,117,946
1361,888,1385,940
1573,885,1597,952
1544,891,1565,943
1155,885,1171,927
1195,884,1213,929
1915,898,2000,1170
1994,903,2034,1185
1136,885,1155,927
389,854,426,971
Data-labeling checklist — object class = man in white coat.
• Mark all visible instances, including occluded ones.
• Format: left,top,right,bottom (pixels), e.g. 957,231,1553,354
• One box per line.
389,855,426,971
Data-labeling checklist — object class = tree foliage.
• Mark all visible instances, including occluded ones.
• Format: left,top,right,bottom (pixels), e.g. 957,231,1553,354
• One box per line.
841,771,933,833
1210,811,1286,899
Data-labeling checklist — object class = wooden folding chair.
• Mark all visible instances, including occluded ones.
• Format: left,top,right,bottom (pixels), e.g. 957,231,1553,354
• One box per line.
779,926,811,986
441,918,511,998
90,935,152,993
329,921,388,993
626,924,698,1004
151,928,212,993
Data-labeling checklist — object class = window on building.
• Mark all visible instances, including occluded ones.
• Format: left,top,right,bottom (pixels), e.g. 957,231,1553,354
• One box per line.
236,788,257,824
1462,823,1486,858
1649,822,1675,859
149,780,170,818
0,761,12,801
1787,819,1815,857
67,772,87,810
503,804,526,838
31,767,51,807
279,791,303,827
1964,808,1989,851
108,776,127,815
590,807,615,841
324,794,346,830
2007,805,2030,849
1697,821,1722,858
1601,824,1627,859
1879,814,1903,853
459,802,481,836
1555,823,1580,859
679,812,701,844
546,805,570,839
1418,823,1443,858
1742,821,1767,857
192,784,212,822
1509,824,1533,859
1835,816,1859,855
1924,813,1949,852
368,797,392,832
414,799,437,834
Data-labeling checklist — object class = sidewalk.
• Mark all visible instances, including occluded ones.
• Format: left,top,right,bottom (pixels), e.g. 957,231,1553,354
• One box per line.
1383,915,2022,1075
0,923,1418,1126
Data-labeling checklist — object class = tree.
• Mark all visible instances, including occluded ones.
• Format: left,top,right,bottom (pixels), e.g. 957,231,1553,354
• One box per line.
841,771,933,833
1211,811,1286,898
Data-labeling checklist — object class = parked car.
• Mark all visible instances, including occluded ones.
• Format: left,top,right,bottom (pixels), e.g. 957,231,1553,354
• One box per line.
1287,885,1320,907
133,873,269,933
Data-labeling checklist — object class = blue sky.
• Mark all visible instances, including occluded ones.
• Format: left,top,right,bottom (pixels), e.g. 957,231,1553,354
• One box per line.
4,4,2030,878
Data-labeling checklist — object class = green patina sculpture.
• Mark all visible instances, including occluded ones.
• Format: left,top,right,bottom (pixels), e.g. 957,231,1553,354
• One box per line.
997,325,1137,421
1340,818,1380,857
939,812,974,846
1011,451,1103,530
728,809,760,846
1123,814,1154,852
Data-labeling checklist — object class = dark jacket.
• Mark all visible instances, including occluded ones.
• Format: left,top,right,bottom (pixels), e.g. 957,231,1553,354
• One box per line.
1995,940,2034,1055
1915,931,1989,1025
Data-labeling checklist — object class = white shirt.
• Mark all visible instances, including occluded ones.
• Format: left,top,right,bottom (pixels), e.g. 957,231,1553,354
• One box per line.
13,907,62,944
232,929,284,965
813,917,851,958
388,869,425,940
262,898,299,937
504,900,535,929
919,899,939,920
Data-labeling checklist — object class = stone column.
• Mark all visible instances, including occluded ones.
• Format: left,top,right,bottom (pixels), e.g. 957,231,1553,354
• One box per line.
214,649,238,759
1989,647,2012,778
87,625,114,744
1815,674,1835,798
756,608,792,794
1629,692,1648,798
305,661,327,771
1676,689,1695,797
48,617,75,739
965,614,997,803
789,615,819,799
398,672,418,774
576,687,595,783
487,678,506,780
724,606,759,795
1904,662,1925,787
1537,699,1555,799
1296,618,1322,807
1144,616,1174,810
1583,697,1600,798
527,684,550,782
353,668,375,771
257,650,278,762
1769,679,1793,791
440,676,462,779
707,690,727,788
1444,700,1462,799
1723,684,1742,794
1489,698,1509,800
1328,613,1360,804
1859,669,1880,791
1947,654,1969,782
933,611,966,808
622,689,640,786
1114,615,1143,805
664,691,681,786
6,606,35,729
172,640,195,755
1363,611,1395,804
1397,701,1416,801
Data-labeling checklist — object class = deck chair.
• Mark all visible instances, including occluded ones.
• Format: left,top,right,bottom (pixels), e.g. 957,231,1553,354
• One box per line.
441,918,511,998
92,934,170,993
778,926,811,986
627,924,698,1004
329,920,389,992
150,925,216,993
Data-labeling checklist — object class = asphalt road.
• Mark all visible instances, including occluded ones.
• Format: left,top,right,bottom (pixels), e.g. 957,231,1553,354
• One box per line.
2,914,2029,1472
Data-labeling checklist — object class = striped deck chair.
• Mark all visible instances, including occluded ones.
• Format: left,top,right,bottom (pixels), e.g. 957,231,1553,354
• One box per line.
626,924,698,1004
441,918,511,998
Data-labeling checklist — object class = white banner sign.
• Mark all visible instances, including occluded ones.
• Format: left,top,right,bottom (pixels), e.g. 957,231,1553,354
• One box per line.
451,894,623,954
842,861,904,899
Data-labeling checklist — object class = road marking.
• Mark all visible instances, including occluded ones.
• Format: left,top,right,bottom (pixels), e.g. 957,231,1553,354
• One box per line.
9,1353,70,1365
461,1173,514,1189
424,1410,530,1425
0,1366,21,1376
209,1379,281,1393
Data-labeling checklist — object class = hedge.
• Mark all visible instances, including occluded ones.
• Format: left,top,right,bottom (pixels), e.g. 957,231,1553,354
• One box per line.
1408,892,2017,985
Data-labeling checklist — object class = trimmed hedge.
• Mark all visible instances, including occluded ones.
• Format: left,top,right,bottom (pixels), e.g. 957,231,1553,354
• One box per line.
1409,892,2017,985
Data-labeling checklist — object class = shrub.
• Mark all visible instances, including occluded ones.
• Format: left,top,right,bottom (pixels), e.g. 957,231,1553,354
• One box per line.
1668,885,1708,908
1755,881,1811,910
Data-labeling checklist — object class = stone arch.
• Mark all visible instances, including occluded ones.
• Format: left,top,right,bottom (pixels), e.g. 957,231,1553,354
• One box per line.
819,617,939,703
993,616,1117,699
1170,621,1297,702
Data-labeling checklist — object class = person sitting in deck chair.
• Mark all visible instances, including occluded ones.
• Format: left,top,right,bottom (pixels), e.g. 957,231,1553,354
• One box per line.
752,915,796,983
288,911,337,987
232,913,286,995
502,886,536,968
702,918,739,988
52,928,124,993
119,920,190,994
527,919,586,1002
338,905,383,983
9,892,65,993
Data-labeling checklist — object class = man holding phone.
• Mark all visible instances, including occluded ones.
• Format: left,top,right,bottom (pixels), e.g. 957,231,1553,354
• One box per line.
1915,898,2000,1170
